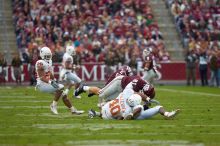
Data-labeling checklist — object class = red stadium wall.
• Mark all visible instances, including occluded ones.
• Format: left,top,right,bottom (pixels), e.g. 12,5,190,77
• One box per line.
0,62,208,83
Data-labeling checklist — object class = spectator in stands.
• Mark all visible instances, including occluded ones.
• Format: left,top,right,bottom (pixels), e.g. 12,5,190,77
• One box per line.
11,53,23,85
0,53,7,85
198,49,209,86
185,49,198,86
28,49,39,86
209,50,219,87
12,0,169,65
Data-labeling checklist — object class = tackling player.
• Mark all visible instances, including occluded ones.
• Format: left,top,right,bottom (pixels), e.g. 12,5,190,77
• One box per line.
60,46,83,99
75,75,155,107
88,88,180,120
35,47,84,115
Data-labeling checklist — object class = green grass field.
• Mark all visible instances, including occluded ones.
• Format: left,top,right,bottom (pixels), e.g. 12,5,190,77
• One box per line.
0,85,220,146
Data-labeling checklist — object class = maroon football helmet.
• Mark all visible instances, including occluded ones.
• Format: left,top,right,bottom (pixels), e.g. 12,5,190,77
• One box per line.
142,84,155,99
122,65,132,76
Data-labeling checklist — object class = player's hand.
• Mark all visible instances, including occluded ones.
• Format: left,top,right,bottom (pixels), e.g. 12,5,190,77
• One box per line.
49,80,59,89
123,113,133,120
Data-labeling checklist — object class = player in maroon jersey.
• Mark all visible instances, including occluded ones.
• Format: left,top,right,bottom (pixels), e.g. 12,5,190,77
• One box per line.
75,75,155,107
142,48,159,84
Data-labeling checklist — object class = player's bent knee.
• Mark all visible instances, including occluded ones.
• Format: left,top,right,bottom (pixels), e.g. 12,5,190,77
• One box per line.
156,105,163,110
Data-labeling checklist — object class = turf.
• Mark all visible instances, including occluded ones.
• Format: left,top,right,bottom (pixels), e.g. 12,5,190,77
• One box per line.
0,85,220,146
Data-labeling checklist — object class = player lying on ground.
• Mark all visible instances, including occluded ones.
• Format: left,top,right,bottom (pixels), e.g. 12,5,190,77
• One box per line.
88,88,180,120
35,47,84,115
60,45,83,99
75,75,155,107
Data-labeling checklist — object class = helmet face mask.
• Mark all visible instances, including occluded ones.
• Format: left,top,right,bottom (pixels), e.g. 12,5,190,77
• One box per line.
122,65,132,76
143,48,151,59
40,47,52,63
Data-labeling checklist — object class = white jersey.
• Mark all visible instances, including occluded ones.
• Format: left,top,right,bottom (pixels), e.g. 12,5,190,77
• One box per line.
62,53,73,69
101,92,133,120
35,59,53,83
60,53,74,80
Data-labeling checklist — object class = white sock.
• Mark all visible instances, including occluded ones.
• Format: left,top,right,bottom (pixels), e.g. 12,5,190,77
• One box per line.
70,106,76,112
83,86,90,91
65,88,69,93
52,101,57,106
95,111,101,116
164,112,169,117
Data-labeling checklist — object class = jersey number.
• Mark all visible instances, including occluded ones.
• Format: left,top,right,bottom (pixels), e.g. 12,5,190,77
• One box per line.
109,99,120,116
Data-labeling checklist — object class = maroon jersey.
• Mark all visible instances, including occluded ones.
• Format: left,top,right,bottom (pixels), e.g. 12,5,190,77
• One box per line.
105,66,132,85
121,76,155,98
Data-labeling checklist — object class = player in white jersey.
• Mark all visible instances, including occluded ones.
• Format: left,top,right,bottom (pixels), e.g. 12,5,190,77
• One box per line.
35,47,84,115
88,87,180,120
60,46,82,99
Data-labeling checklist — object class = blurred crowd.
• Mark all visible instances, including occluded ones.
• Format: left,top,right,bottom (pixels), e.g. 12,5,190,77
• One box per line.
166,0,220,87
12,0,169,66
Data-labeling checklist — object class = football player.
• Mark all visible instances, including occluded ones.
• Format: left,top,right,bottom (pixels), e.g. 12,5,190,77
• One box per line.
35,47,84,115
75,75,155,107
60,45,83,99
88,87,180,120
142,48,160,84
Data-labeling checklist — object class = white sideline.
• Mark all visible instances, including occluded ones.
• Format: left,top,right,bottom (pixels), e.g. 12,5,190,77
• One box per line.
157,88,220,97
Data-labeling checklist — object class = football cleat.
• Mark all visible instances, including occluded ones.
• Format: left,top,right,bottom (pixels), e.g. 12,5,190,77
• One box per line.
72,109,84,115
50,104,58,115
74,84,85,97
165,109,180,119
88,109,96,118
74,95,81,99
88,93,95,97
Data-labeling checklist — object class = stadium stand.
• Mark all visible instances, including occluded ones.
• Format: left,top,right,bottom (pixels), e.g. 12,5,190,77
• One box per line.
11,0,170,64
166,0,220,53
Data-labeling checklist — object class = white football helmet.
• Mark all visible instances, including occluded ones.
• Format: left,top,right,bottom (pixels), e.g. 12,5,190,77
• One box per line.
40,47,52,63
143,48,151,59
66,46,76,56
127,94,142,107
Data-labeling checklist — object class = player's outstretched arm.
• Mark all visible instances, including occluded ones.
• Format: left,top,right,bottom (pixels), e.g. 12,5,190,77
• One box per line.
123,106,142,120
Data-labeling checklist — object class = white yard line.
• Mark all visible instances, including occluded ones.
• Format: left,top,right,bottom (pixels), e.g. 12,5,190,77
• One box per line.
16,113,87,118
0,100,49,103
185,125,220,127
157,88,220,97
0,95,36,99
33,123,141,130
0,106,64,109
66,140,204,146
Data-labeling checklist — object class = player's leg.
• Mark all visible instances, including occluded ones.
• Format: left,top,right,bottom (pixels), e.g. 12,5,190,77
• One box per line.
36,82,64,114
65,72,82,98
136,106,180,120
74,84,101,96
99,76,123,101
136,105,162,120
55,84,84,114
